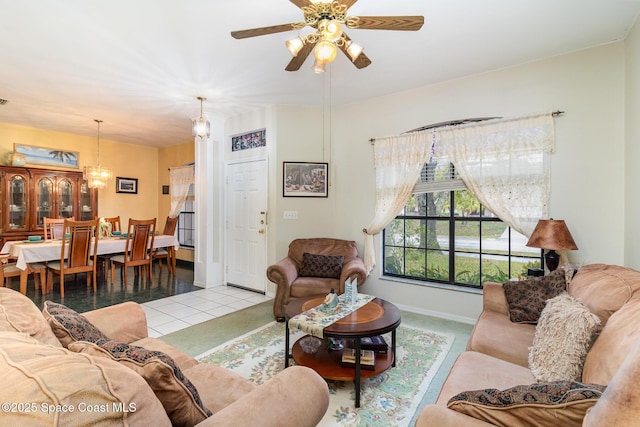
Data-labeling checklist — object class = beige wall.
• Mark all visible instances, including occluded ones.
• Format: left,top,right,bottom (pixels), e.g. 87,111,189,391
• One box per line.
0,122,193,243
241,41,629,322
626,18,640,269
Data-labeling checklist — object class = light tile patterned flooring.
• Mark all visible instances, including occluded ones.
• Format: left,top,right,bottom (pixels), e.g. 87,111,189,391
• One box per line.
141,286,272,337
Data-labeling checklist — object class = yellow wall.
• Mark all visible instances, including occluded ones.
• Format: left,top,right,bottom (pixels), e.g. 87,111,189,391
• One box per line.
0,122,192,239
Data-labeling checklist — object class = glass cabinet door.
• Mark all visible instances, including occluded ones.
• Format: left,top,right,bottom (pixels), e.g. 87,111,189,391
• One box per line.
8,175,28,230
79,180,95,220
57,178,74,219
36,176,54,228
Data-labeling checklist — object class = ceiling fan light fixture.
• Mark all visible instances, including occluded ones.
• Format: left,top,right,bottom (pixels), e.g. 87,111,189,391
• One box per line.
321,19,343,42
285,36,305,56
191,96,210,139
346,40,364,61
312,59,326,74
314,40,338,63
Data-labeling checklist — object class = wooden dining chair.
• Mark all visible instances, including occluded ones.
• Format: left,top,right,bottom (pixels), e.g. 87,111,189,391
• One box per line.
102,216,122,236
46,218,99,298
154,216,178,275
0,255,46,296
110,218,156,287
97,215,122,277
44,217,67,240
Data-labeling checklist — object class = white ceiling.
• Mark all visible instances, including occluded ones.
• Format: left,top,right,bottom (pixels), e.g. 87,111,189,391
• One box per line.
1,0,639,148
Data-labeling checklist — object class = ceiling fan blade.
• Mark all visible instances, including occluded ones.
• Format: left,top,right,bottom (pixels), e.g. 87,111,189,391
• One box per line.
231,23,296,39
351,16,424,31
338,33,371,69
289,0,314,8
285,41,317,71
341,0,358,9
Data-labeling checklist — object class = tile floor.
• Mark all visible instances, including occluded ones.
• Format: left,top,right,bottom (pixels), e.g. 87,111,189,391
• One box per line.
141,286,272,337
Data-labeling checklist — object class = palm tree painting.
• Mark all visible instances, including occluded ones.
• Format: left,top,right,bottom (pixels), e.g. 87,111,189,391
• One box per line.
14,144,79,168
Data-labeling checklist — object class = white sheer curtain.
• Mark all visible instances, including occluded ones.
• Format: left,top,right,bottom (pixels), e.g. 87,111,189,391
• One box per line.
436,112,555,237
169,164,195,218
363,132,432,274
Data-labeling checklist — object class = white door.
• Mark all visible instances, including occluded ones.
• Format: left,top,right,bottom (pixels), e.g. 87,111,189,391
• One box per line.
225,159,268,293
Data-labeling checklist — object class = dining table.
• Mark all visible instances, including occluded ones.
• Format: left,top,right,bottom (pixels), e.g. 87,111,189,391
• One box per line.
0,234,179,295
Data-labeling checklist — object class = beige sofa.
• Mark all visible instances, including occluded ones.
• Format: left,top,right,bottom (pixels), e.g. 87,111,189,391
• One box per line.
267,238,367,321
0,287,329,426
416,264,640,426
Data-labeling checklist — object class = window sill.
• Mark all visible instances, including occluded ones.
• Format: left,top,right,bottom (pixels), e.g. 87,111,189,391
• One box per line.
379,275,483,295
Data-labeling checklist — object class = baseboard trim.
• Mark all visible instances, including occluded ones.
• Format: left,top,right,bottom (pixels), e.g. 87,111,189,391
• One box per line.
394,303,477,325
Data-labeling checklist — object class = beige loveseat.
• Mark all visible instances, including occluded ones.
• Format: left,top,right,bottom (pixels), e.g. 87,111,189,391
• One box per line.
268,238,367,321
416,263,640,426
0,288,329,426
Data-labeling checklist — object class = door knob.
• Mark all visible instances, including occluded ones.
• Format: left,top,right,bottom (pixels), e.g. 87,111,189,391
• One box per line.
258,229,265,234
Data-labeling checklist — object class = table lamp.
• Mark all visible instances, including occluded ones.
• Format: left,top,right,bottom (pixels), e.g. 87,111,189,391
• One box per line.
526,219,578,272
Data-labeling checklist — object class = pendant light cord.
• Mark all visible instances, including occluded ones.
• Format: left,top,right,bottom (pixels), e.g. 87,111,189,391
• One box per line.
95,119,103,165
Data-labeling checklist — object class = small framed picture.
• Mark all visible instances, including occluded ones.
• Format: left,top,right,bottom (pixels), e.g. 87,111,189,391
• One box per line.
116,177,138,194
283,162,328,197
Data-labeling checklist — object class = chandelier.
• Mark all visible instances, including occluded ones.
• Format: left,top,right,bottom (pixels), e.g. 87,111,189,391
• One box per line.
285,1,363,73
83,119,113,189
192,96,210,139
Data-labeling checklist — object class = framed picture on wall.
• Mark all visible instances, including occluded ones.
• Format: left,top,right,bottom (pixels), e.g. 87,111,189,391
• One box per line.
14,143,79,169
283,162,328,197
116,177,138,194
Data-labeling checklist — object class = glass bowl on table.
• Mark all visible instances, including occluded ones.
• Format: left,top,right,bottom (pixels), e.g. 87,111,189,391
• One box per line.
299,336,323,354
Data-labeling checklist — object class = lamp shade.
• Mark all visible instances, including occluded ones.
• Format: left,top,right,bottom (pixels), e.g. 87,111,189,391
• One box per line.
314,40,338,63
321,20,343,42
526,219,578,250
192,115,210,138
346,41,364,61
285,36,304,56
311,59,326,74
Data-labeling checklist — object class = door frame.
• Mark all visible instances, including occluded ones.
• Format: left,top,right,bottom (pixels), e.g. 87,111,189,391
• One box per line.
224,157,269,293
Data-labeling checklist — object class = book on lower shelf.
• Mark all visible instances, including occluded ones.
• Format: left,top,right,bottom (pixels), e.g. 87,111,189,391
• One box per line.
360,335,388,353
341,348,376,370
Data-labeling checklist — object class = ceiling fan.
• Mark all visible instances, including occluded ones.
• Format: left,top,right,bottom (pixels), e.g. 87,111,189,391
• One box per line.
230,0,424,73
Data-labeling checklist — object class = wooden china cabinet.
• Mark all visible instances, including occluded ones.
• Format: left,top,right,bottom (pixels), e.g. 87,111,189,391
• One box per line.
0,166,98,245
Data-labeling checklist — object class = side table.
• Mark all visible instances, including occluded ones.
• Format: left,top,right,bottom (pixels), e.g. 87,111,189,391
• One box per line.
284,295,401,407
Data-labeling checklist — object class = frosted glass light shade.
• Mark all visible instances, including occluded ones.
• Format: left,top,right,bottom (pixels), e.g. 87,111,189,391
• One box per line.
83,165,113,189
192,115,210,138
321,20,343,42
314,40,338,63
346,41,364,61
286,36,304,56
312,59,326,74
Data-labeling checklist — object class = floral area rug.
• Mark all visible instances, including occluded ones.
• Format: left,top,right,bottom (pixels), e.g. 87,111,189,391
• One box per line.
197,321,454,426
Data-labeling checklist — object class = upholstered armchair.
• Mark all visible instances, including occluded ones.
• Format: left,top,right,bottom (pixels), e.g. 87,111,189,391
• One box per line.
267,238,367,321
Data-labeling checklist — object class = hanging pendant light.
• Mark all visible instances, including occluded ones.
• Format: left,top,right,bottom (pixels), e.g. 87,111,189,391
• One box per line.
83,119,113,189
192,96,210,139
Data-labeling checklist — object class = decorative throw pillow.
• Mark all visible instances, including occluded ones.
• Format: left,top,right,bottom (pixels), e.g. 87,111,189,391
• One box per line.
503,268,567,323
42,301,110,347
447,381,606,427
0,331,171,426
69,339,212,427
299,252,344,279
529,293,602,382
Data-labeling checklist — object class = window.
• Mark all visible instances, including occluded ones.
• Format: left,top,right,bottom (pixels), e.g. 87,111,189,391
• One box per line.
177,184,194,248
382,161,541,289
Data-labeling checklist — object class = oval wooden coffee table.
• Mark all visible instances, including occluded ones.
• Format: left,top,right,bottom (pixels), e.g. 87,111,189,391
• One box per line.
285,295,401,407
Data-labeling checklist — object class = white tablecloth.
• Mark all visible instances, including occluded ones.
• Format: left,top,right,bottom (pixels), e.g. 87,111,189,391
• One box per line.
0,234,179,270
